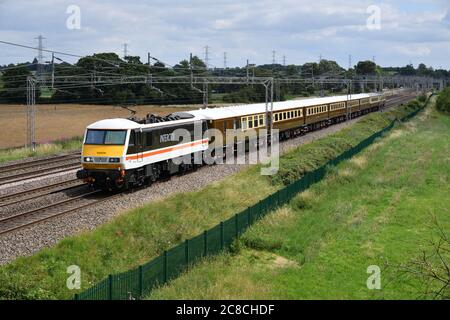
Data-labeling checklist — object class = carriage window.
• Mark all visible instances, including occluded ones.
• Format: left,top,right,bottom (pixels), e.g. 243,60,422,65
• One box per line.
283,112,287,119
275,113,279,122
259,115,264,126
254,117,258,128
242,118,247,130
248,117,253,129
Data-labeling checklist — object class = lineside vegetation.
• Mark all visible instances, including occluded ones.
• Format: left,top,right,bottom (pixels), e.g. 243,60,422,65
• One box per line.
147,98,450,300
0,137,82,164
0,99,427,299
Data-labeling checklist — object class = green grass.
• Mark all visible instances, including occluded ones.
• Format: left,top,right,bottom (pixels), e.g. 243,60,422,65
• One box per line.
147,103,450,300
0,101,426,299
0,137,82,164
209,93,227,104
39,86,55,99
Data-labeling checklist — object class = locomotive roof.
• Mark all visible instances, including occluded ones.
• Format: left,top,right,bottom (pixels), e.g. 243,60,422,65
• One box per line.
86,117,202,130
178,93,382,120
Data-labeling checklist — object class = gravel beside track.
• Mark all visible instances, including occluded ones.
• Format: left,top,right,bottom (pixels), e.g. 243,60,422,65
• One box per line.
0,94,417,265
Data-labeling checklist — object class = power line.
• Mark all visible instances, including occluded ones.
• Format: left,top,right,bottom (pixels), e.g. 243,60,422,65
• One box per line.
272,50,276,64
0,39,169,70
223,52,227,69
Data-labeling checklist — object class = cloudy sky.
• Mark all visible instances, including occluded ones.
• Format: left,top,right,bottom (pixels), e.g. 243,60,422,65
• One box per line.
0,0,449,69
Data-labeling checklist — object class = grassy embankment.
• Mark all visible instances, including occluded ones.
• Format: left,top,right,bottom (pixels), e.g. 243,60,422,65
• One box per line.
0,100,426,299
147,99,449,300
0,137,82,164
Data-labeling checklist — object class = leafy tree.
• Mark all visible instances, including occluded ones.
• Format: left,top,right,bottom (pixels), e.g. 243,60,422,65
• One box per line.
436,87,450,113
399,64,416,76
355,60,377,76
0,64,40,103
317,59,344,76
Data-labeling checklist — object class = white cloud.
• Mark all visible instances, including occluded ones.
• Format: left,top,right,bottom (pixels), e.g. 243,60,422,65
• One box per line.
0,0,449,69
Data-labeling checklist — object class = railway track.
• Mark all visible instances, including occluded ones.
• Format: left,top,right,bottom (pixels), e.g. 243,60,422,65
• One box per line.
0,178,85,208
0,190,121,235
0,162,81,187
0,152,80,172
384,92,417,108
0,152,81,187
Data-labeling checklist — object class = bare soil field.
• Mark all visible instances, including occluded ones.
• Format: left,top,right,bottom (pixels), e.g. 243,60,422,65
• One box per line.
0,103,202,149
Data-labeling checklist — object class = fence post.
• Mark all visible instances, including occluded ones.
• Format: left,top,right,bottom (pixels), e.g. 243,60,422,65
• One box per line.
203,230,208,256
185,239,189,265
163,251,168,283
235,214,238,237
247,207,251,226
138,265,143,299
108,274,113,300
220,221,224,250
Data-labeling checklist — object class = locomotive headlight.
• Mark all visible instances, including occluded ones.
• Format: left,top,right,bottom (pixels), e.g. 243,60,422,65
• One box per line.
84,157,93,162
109,157,120,163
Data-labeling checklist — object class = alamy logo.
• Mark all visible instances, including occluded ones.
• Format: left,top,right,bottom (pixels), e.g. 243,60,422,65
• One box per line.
366,5,381,30
67,265,81,290
66,5,81,30
366,265,381,290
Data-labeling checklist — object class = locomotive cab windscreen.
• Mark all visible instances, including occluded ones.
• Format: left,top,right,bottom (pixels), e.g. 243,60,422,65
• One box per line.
85,129,128,145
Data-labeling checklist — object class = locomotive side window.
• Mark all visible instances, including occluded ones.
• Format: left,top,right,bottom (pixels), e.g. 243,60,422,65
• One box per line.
128,131,135,147
145,132,152,147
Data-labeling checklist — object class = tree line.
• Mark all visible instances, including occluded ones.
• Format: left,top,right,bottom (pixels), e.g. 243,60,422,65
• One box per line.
0,54,448,105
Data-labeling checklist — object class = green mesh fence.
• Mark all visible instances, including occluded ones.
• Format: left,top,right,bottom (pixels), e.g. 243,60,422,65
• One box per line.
74,98,430,300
